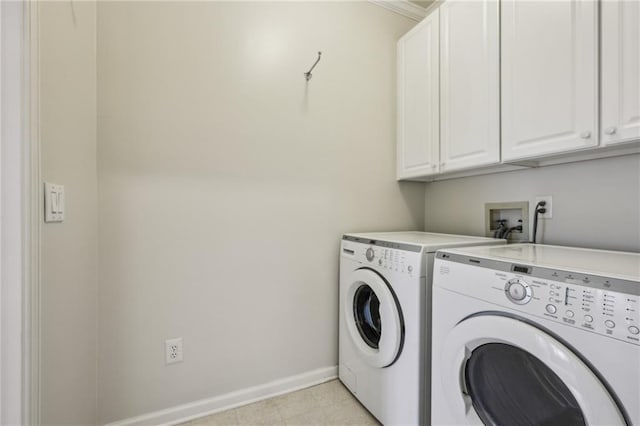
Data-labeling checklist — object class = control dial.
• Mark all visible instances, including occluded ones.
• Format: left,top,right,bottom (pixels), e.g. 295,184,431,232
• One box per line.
504,278,532,305
365,247,375,262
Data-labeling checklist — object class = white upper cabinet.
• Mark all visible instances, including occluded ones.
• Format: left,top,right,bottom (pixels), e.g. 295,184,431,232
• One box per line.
501,0,599,161
601,0,640,146
397,10,440,180
439,0,500,172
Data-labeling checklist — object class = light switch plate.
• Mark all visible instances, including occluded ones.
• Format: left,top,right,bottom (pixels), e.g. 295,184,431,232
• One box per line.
44,182,65,222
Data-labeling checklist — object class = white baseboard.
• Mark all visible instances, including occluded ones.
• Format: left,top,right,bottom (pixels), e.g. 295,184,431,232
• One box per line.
105,366,338,426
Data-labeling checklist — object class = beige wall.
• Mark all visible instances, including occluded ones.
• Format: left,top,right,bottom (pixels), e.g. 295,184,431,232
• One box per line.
424,154,640,252
97,2,421,422
40,1,98,424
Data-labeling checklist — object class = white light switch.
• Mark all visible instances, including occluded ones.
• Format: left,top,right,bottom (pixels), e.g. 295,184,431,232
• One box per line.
44,182,65,222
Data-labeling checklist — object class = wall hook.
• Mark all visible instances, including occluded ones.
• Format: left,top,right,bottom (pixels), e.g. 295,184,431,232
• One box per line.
304,52,322,81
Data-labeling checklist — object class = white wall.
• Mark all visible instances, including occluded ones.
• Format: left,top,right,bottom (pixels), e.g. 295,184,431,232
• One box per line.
40,2,98,424
97,2,421,422
424,155,640,252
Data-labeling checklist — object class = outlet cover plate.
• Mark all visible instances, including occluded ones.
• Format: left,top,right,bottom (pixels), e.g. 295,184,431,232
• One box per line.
535,195,553,219
165,338,183,364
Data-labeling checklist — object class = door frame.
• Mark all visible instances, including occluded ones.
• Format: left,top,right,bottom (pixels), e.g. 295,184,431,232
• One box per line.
0,1,40,424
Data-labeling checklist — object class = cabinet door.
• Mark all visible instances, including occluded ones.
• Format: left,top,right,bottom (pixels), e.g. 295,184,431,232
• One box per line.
397,10,439,180
501,0,598,161
440,0,499,172
601,0,640,146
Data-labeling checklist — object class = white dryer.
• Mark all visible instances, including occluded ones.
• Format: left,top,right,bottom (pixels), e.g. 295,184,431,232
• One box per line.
339,232,503,426
431,244,640,426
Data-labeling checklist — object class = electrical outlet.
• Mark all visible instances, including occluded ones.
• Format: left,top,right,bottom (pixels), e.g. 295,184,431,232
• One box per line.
535,196,553,219
165,338,183,364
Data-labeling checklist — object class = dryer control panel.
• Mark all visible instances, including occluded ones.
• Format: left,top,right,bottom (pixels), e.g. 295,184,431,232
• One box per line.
434,252,640,346
341,239,423,278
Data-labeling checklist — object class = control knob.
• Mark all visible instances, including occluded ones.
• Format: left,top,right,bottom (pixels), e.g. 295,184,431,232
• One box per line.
504,278,532,304
365,247,375,262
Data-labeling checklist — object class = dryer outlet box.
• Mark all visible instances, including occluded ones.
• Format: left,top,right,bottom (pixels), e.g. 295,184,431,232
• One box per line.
485,201,529,243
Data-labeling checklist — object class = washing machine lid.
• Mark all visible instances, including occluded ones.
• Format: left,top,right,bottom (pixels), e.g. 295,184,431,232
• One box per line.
439,243,640,282
344,268,403,368
343,231,503,253
438,313,628,425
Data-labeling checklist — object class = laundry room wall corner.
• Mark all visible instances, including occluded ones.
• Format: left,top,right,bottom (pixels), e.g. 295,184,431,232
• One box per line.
399,181,427,229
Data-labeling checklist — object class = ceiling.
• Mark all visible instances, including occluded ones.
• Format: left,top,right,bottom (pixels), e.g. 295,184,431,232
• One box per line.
409,0,434,9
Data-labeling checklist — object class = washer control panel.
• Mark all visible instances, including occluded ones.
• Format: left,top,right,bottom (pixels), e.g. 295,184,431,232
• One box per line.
525,277,640,344
498,275,640,345
434,254,640,346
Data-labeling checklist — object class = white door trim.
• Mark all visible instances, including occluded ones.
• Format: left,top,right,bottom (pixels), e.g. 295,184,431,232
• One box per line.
0,1,5,419
24,1,41,424
0,1,40,424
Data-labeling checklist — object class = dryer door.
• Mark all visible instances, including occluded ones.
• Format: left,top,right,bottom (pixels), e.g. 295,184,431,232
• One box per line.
344,268,403,368
439,314,627,426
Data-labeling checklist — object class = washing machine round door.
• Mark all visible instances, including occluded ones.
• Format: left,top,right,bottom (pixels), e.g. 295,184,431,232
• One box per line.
439,314,626,425
344,268,403,368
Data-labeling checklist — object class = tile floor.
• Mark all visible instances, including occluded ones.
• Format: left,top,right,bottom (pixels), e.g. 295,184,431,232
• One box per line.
181,379,380,426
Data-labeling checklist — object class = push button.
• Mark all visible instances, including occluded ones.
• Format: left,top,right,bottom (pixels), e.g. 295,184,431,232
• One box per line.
584,315,593,323
628,326,639,335
565,310,574,318
545,304,557,314
605,320,616,329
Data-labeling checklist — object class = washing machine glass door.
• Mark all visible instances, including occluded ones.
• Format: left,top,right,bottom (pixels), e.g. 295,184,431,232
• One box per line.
439,314,627,426
345,268,403,368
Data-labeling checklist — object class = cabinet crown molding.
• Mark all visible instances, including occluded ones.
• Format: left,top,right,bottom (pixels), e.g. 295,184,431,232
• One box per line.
368,0,428,21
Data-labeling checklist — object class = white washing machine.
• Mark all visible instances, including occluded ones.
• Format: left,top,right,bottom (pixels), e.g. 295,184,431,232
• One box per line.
339,232,504,425
431,244,640,426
